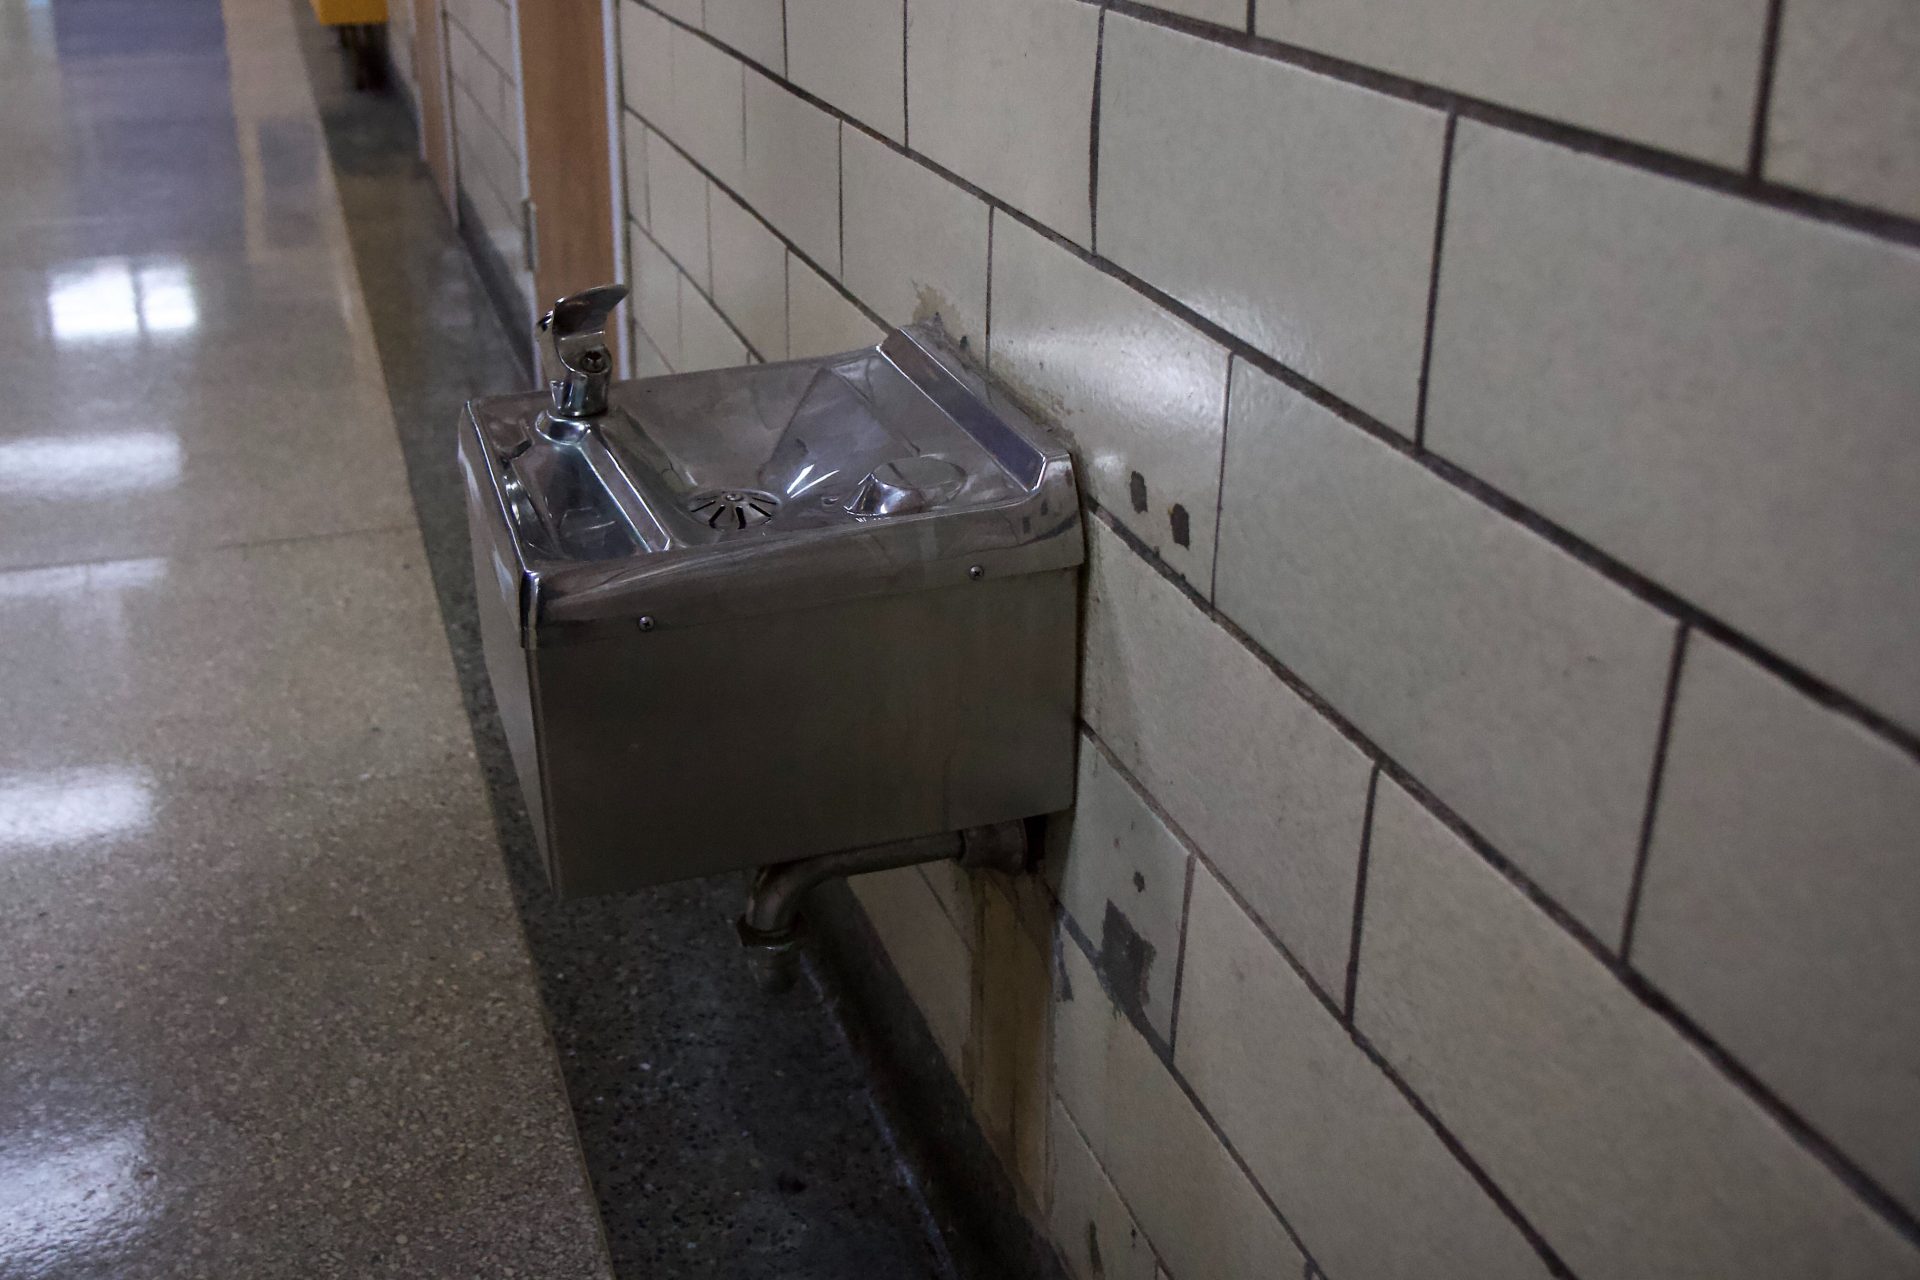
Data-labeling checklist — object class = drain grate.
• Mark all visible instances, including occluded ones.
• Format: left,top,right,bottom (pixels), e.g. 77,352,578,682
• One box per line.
687,489,780,531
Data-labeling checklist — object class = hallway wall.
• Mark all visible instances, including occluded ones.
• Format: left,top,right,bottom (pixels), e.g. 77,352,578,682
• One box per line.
443,0,528,306
607,2,1920,1278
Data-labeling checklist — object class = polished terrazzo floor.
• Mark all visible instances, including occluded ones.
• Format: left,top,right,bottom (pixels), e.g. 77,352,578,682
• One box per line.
293,12,989,1280
0,1,610,1274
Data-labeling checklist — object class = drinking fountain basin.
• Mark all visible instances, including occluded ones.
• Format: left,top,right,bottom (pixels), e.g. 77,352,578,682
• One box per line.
460,314,1082,900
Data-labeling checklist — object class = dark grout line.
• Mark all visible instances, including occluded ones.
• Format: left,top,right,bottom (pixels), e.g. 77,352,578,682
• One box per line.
626,2,1920,774
982,208,995,370
1094,0,1920,252
1088,5,1108,254
1411,113,1458,448
1619,626,1691,961
1341,766,1381,1022
1746,0,1789,179
900,0,910,148
1206,353,1234,600
1165,850,1199,1055
1091,494,1920,1254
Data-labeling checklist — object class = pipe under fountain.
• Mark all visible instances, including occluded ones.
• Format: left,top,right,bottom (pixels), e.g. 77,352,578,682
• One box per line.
736,822,1030,992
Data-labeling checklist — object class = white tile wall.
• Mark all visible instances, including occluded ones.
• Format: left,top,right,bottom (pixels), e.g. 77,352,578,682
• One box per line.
620,1,674,128
905,0,1100,244
1356,778,1920,1280
1178,864,1550,1280
1766,0,1920,220
852,864,973,1075
709,187,788,359
1049,1100,1160,1280
1633,636,1920,1218
787,0,905,140
452,82,523,217
1054,940,1308,1280
743,70,842,273
447,22,515,140
630,225,681,366
644,133,710,286
631,319,672,376
704,0,785,72
1045,741,1191,1045
1098,14,1446,430
446,0,515,72
786,255,883,358
1083,521,1373,998
666,23,747,190
918,861,977,951
841,127,990,347
607,0,1920,1267
678,279,749,372
1253,0,1767,167
1217,361,1677,939
1428,123,1920,735
620,116,648,228
975,884,1050,1197
988,217,1229,586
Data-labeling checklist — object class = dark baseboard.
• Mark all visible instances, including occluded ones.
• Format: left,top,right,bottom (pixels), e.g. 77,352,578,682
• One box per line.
803,881,1069,1280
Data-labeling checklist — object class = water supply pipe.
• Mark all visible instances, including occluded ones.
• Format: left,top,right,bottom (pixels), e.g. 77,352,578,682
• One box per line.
736,822,1029,992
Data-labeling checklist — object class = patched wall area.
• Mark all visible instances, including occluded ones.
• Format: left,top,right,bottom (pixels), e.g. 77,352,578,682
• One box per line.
612,2,1920,1277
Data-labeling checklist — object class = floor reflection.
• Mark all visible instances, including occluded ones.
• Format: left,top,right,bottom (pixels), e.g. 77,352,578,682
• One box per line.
0,766,156,852
0,1123,154,1270
46,259,200,344
0,433,182,496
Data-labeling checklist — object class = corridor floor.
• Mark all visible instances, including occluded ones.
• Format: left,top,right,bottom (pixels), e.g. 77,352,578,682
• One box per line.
0,0,984,1276
0,0,612,1274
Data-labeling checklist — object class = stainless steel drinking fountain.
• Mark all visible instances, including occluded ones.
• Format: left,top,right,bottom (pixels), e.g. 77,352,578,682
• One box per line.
460,286,1082,986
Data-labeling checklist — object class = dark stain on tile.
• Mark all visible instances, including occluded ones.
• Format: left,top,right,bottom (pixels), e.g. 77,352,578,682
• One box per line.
1099,901,1156,1025
1168,503,1191,548
1128,470,1148,514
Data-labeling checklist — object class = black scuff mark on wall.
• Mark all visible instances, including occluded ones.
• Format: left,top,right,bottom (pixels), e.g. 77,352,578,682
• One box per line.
1128,470,1148,513
1099,900,1157,1028
1168,503,1191,547
1086,1221,1105,1277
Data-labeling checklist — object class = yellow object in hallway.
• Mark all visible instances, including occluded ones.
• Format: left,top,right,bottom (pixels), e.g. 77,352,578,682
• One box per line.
309,0,386,25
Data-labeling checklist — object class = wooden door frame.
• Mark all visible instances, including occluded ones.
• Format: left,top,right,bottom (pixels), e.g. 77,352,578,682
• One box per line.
507,0,537,368
599,0,629,377
510,0,627,374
